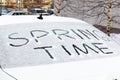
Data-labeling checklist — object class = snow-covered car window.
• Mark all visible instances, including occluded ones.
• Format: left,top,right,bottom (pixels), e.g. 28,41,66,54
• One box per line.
0,22,119,68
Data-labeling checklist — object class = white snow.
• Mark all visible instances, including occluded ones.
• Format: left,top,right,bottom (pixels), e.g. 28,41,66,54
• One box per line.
0,16,120,80
1,56,120,80
110,33,120,45
0,15,83,26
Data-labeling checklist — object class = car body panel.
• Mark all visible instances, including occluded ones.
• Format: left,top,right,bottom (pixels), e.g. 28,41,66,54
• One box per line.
0,16,120,80
6,11,27,16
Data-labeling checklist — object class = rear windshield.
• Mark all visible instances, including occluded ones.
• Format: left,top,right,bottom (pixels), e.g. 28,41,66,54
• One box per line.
0,22,118,68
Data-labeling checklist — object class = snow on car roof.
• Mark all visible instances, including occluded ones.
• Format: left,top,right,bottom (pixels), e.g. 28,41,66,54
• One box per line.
0,15,82,26
0,15,120,68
